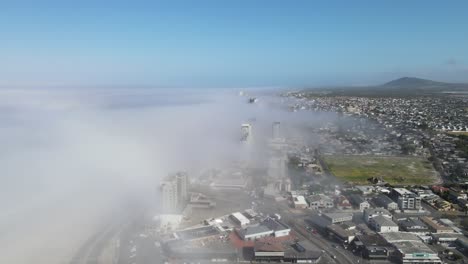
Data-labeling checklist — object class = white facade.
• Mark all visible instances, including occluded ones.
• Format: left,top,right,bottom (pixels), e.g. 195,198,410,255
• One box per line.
364,208,393,223
160,172,189,213
293,195,308,209
372,216,399,233
161,180,178,213
231,212,250,226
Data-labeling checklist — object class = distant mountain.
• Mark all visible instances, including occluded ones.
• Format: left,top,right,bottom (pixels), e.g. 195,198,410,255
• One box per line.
382,77,448,88
302,77,468,97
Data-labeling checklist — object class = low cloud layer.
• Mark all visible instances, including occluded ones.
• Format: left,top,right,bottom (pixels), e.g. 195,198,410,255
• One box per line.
0,87,340,263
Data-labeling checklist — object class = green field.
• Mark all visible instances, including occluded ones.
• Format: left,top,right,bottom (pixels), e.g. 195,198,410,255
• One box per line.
323,155,438,185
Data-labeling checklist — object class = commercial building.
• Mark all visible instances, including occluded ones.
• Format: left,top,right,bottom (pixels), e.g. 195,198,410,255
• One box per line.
230,212,250,226
364,208,392,223
327,224,357,244
393,241,441,264
353,234,392,260
420,216,455,234
238,225,272,240
292,195,308,209
398,218,430,234
252,241,322,263
380,232,422,244
371,216,399,233
390,188,422,210
261,218,291,238
236,218,291,240
323,212,353,224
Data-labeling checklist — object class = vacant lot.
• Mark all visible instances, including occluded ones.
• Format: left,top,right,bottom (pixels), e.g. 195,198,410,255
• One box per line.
323,155,439,185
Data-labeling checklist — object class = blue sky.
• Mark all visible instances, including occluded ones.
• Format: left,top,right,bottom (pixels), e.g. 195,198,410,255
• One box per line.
1,1,467,88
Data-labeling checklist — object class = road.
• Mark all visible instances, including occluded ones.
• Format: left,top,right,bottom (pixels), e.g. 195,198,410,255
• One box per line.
257,197,365,264
69,221,122,264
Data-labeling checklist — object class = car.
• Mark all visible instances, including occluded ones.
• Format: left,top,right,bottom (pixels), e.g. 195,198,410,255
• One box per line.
332,255,337,259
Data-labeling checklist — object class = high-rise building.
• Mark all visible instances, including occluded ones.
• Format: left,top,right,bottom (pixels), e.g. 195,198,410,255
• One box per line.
241,123,252,142
175,172,188,202
272,122,281,139
160,180,178,213
160,171,189,213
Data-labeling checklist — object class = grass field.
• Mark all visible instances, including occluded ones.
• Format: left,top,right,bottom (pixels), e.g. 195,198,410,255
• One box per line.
323,155,439,185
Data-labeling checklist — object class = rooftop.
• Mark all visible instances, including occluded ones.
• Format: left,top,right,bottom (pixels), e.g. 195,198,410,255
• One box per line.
380,232,421,243
372,215,398,227
356,234,389,247
393,240,437,255
365,208,391,215
393,188,414,195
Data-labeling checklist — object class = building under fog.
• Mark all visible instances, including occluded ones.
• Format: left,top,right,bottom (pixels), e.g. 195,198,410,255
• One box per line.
160,172,189,213
241,123,252,142
272,122,281,140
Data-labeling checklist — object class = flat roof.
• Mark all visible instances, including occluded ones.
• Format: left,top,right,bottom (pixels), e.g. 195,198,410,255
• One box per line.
356,234,389,247
393,188,414,195
393,241,436,255
365,208,392,215
380,232,421,243
231,212,250,223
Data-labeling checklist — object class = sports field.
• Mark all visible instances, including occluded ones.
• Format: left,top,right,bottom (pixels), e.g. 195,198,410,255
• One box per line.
323,155,439,185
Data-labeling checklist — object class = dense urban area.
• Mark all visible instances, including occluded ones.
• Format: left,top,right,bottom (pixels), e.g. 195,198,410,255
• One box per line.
75,78,468,264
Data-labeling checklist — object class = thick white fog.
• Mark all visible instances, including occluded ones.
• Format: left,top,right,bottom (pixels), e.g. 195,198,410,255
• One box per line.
0,88,271,263
0,88,338,263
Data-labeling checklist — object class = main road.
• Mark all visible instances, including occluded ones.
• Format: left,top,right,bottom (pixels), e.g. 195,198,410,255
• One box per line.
257,197,366,264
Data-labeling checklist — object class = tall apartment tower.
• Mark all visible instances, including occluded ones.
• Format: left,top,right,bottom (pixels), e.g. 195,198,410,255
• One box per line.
272,122,281,139
175,172,188,202
241,123,252,142
160,171,189,213
160,180,178,213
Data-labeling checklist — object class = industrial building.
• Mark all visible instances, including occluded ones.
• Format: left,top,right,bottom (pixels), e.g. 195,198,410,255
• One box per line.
323,212,353,224
364,208,392,223
236,218,291,240
398,218,430,234
393,241,441,264
353,234,393,261
230,212,250,226
371,216,399,233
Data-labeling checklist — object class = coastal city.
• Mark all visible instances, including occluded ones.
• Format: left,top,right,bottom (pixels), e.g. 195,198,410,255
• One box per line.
3,2,468,264
106,84,468,264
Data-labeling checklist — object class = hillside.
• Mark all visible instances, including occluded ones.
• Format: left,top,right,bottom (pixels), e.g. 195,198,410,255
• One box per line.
302,77,468,97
